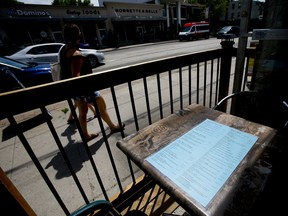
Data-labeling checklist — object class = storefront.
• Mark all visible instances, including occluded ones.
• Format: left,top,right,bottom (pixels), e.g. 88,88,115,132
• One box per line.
104,2,166,45
0,5,107,55
0,2,167,54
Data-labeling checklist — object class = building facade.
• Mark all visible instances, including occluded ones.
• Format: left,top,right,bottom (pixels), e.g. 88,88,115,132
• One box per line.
0,1,206,55
104,2,166,45
220,0,264,29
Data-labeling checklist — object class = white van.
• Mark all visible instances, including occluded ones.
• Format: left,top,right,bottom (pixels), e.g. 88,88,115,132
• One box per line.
178,21,210,41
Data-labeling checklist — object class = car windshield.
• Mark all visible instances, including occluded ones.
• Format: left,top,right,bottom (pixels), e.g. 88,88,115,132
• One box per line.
180,26,191,32
0,56,30,69
220,26,232,32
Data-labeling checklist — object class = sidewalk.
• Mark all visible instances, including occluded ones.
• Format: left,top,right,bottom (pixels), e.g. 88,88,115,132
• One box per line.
0,93,138,215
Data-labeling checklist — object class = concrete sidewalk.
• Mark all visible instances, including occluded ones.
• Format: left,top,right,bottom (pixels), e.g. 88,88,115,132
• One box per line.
0,95,143,215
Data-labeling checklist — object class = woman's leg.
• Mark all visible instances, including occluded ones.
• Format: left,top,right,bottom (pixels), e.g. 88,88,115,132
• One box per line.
68,102,96,124
75,99,89,137
87,103,97,117
95,95,124,132
67,102,77,123
75,99,98,140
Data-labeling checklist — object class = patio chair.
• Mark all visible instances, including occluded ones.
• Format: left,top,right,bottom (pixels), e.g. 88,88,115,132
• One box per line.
70,199,147,216
213,90,288,131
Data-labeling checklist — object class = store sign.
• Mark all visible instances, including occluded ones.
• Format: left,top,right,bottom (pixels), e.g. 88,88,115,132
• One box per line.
7,8,50,17
114,7,162,17
4,7,104,19
66,9,101,16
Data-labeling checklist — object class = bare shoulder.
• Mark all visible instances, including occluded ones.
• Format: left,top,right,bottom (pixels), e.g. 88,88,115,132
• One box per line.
72,50,82,57
66,49,82,58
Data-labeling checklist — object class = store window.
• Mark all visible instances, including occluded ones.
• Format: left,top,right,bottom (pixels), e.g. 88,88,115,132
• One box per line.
29,27,52,43
53,32,64,43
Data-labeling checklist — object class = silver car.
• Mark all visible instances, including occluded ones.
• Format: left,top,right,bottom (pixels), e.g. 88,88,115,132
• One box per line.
6,43,105,68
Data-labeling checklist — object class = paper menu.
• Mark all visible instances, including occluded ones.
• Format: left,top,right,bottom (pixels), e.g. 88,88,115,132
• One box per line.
145,119,258,207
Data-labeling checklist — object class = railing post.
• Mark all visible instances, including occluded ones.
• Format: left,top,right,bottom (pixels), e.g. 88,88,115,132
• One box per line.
218,34,235,111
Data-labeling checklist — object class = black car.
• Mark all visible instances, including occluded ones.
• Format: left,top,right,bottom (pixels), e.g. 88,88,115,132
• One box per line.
0,56,53,93
216,26,240,39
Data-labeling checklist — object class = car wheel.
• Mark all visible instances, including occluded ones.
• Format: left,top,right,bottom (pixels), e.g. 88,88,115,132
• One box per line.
87,55,99,68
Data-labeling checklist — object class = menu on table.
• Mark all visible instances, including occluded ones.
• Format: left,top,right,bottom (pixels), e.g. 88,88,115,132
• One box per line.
145,119,258,207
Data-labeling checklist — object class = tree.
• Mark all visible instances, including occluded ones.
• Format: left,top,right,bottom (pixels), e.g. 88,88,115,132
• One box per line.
52,0,91,6
209,0,228,21
186,0,228,32
187,0,228,21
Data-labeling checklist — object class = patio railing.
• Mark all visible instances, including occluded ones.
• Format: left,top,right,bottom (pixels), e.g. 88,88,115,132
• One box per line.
0,46,256,215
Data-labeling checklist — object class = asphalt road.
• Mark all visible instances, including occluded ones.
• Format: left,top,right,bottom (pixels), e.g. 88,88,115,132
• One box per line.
94,37,230,72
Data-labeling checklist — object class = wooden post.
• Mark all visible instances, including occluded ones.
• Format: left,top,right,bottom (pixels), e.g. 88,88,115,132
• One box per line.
0,167,36,216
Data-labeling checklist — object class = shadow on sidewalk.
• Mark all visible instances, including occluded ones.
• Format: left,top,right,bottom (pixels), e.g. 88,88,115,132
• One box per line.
45,124,105,179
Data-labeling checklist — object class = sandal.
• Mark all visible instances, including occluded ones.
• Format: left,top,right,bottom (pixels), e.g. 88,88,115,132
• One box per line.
110,123,125,134
85,133,99,142
87,115,97,122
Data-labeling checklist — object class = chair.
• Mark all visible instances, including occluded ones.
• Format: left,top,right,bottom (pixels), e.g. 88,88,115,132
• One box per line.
70,200,147,216
213,91,288,131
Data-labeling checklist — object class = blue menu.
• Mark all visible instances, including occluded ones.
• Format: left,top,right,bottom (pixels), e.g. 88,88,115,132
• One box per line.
145,119,258,207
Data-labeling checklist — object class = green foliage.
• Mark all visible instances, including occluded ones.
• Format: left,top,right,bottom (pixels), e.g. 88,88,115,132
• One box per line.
210,0,228,19
186,0,228,33
186,0,228,19
61,108,69,114
52,0,91,6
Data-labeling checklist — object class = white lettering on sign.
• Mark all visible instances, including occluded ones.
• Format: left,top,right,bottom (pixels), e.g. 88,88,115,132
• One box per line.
8,8,50,17
115,8,160,14
66,9,101,16
82,9,100,15
16,9,49,16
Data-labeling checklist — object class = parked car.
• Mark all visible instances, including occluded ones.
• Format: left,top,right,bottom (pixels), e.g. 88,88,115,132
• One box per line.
6,43,105,68
216,26,240,39
0,56,53,93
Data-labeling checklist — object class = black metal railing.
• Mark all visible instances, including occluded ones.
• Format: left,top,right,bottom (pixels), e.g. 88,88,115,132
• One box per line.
0,47,256,215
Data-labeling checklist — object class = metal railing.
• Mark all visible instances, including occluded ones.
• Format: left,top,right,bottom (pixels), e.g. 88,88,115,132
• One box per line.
0,47,256,215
